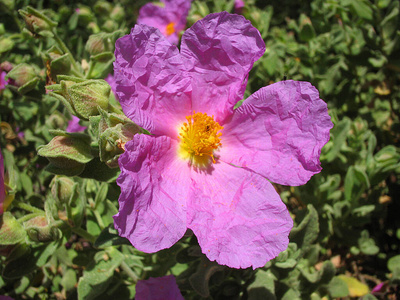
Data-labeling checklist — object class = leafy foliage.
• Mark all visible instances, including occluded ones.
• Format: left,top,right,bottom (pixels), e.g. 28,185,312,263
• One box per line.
0,0,399,299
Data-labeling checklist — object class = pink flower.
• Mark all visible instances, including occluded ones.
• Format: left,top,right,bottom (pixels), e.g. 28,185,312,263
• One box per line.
66,115,87,133
234,0,245,14
137,0,191,45
105,73,118,99
113,12,333,269
135,275,184,300
0,71,8,91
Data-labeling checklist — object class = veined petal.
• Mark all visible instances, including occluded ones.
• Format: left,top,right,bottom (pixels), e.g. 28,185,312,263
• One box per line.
114,25,191,137
181,12,265,123
114,134,189,253
187,162,292,269
136,275,184,300
219,80,333,186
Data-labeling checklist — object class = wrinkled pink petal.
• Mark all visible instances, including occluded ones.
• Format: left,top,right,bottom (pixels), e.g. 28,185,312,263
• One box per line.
187,162,292,269
114,134,189,252
114,25,191,137
219,80,333,186
136,275,184,300
105,73,118,99
0,149,5,214
66,115,87,133
180,12,265,124
137,0,191,45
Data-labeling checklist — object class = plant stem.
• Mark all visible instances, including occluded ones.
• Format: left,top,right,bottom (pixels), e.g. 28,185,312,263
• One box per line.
14,201,45,214
52,31,85,78
120,261,139,283
71,227,96,243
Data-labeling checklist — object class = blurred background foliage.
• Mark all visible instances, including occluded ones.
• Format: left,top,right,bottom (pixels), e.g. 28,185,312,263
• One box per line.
0,0,399,299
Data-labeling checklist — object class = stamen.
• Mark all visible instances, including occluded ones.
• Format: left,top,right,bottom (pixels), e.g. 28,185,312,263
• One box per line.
166,22,175,36
178,112,223,165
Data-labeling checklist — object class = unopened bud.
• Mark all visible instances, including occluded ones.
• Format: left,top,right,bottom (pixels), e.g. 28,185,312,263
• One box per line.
5,63,39,94
50,176,76,206
44,45,71,78
24,215,61,242
85,33,107,56
91,108,141,167
111,5,125,22
19,6,57,37
48,76,111,120
37,131,94,176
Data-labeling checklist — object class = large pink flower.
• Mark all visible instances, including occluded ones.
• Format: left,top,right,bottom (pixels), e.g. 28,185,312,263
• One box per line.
113,12,333,269
137,0,191,45
135,275,184,300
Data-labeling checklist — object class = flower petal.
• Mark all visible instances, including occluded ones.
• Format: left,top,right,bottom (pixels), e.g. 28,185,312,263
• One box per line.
113,134,189,253
187,162,292,269
137,0,191,45
114,25,191,137
180,12,265,123
219,80,333,186
136,275,184,300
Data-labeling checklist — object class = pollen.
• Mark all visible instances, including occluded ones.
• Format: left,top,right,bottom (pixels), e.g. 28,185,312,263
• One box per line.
165,22,175,36
178,112,223,165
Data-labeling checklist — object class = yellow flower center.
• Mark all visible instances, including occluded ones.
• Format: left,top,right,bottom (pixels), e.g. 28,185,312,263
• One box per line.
178,112,223,166
166,22,175,36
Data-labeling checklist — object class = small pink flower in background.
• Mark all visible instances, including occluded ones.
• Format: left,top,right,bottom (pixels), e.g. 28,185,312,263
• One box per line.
135,275,184,300
0,71,8,91
234,0,245,14
0,296,14,300
137,0,191,45
113,12,333,269
66,115,87,133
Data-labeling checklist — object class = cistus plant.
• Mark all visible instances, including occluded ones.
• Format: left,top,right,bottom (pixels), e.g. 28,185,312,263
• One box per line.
0,0,399,299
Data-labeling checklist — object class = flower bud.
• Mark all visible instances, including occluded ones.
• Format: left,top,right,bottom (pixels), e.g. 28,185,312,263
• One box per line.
19,6,57,37
43,45,71,78
111,5,125,22
94,1,112,15
0,0,15,10
50,176,77,206
85,33,107,56
37,131,94,176
90,109,141,168
101,20,117,33
48,76,111,120
76,6,94,25
0,37,14,54
24,216,61,242
5,63,40,94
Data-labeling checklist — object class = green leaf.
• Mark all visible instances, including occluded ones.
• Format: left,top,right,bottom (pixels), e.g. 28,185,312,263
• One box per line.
77,248,124,300
337,275,369,297
358,230,379,255
248,270,277,300
327,276,350,298
0,212,27,245
387,255,400,272
289,204,319,252
325,118,351,162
